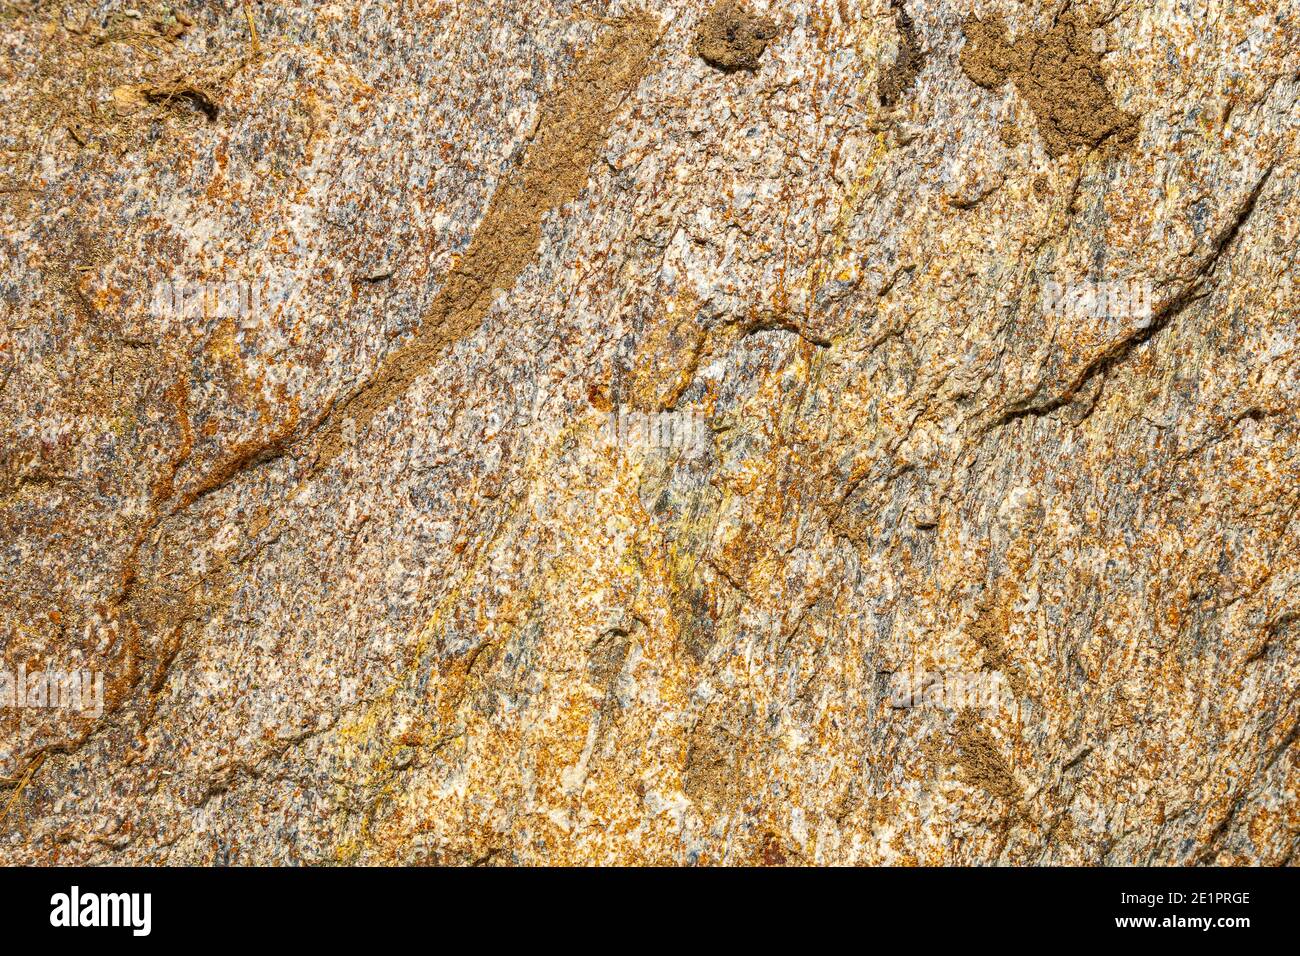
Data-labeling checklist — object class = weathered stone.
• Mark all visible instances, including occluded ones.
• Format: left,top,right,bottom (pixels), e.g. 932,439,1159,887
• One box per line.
0,0,1297,866
695,0,779,72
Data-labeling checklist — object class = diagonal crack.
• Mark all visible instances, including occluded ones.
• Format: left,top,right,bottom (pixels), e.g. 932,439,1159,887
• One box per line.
990,163,1276,431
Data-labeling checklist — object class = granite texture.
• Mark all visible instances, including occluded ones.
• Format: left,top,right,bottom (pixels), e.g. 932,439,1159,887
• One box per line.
0,0,1297,865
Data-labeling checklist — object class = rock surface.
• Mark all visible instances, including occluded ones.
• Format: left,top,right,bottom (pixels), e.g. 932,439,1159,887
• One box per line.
0,0,1297,865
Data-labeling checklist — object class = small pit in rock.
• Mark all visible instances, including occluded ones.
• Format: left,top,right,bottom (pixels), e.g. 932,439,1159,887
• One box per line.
695,0,779,72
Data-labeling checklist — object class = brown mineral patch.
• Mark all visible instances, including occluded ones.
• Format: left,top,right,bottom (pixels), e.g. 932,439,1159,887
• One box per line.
876,0,925,107
586,378,614,412
968,586,1030,699
959,14,1138,157
759,831,788,865
14,8,227,162
587,627,633,693
311,13,662,469
694,1,779,73
952,710,1022,807
683,722,743,810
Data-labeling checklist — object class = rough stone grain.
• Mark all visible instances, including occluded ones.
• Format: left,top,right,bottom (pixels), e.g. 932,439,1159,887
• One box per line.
0,0,1297,865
